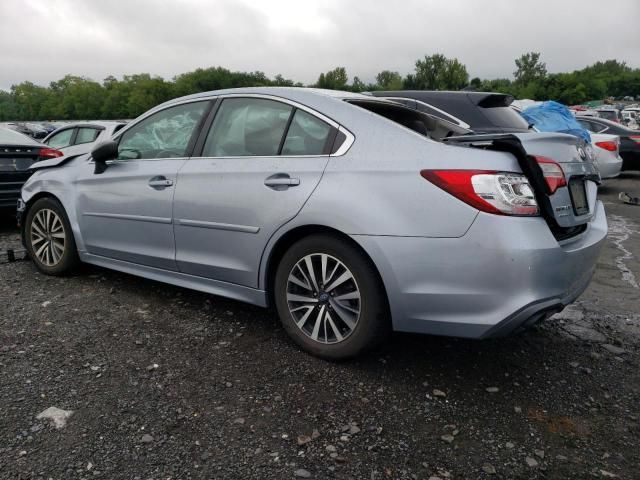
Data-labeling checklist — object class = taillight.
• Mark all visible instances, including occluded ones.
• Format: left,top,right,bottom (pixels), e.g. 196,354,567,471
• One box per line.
595,141,617,152
532,156,567,194
629,135,640,144
38,148,64,159
420,170,539,216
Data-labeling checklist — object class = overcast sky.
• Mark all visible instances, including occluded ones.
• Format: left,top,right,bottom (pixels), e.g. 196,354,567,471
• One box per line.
1,0,639,90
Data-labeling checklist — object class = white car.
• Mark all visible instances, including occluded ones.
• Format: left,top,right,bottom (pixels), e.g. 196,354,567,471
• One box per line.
43,121,127,157
590,132,623,179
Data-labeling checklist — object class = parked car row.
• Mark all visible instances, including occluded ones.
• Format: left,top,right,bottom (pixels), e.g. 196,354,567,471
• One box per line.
371,91,638,179
13,87,607,359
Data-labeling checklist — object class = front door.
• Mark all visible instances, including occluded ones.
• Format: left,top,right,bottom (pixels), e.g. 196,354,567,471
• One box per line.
75,100,210,270
173,97,336,287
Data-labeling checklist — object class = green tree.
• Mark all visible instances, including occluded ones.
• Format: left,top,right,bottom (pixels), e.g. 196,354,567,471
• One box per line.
413,54,469,90
514,52,547,85
375,70,403,90
316,67,348,90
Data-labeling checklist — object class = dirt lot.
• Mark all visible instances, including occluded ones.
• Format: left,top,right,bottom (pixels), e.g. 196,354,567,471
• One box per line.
1,175,639,480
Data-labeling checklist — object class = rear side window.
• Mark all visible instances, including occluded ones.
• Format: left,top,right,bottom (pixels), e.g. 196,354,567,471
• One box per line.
281,110,332,155
46,129,74,148
203,98,292,157
75,127,100,145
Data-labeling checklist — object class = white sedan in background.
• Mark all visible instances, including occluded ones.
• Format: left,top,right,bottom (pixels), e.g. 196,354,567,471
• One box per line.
43,121,127,157
589,132,623,179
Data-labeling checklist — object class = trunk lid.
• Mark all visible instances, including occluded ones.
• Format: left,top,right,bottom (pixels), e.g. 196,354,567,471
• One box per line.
444,132,599,239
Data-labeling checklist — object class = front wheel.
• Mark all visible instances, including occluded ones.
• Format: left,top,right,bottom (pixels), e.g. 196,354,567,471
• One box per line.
274,234,390,360
24,197,80,275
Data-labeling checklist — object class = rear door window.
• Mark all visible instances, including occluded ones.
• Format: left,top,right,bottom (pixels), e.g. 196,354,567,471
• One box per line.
202,98,292,157
281,109,332,156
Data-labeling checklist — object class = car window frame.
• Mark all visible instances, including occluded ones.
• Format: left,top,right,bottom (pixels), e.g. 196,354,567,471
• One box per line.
190,94,353,159
109,99,214,162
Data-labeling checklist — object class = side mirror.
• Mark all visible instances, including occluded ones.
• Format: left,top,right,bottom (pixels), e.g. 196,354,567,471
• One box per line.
91,140,118,174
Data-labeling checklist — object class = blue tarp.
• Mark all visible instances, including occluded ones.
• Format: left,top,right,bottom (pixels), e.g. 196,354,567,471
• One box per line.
520,101,591,143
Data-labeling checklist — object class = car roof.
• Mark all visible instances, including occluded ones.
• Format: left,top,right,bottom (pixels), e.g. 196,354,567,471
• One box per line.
579,116,639,133
158,87,371,108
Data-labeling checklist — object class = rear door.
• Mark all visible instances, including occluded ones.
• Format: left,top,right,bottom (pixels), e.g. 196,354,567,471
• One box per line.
173,96,336,287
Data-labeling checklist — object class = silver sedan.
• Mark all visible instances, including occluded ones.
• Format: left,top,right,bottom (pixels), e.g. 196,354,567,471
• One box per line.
18,87,607,359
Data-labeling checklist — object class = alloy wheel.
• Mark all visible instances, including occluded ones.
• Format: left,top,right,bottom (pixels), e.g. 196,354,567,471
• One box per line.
31,208,66,267
286,253,361,344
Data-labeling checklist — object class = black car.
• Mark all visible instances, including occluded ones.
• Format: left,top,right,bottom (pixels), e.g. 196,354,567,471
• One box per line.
576,116,640,171
371,91,531,134
0,127,63,211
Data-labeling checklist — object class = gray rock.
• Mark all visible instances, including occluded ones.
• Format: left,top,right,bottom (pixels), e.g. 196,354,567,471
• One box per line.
36,407,73,429
602,344,626,355
563,324,606,343
325,445,337,453
440,434,454,443
482,464,496,475
506,442,515,449
140,434,153,443
535,449,545,459
485,387,499,393
525,457,539,468
294,468,312,478
432,389,446,397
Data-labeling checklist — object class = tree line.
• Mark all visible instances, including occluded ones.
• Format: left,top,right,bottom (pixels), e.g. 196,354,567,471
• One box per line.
1,53,639,121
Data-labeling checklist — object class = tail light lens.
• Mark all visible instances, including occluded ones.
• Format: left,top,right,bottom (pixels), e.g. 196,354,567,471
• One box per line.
595,141,618,152
421,170,539,216
532,156,567,194
629,135,640,144
38,148,64,160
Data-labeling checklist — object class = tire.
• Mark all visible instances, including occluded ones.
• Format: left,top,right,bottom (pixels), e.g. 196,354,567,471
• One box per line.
24,197,80,275
274,234,390,360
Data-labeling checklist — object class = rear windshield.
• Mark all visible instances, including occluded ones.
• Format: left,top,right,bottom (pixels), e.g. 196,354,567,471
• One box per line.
480,106,530,129
345,99,469,140
598,111,618,121
417,95,530,131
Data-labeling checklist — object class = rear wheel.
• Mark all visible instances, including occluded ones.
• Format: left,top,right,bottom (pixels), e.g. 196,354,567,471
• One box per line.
274,234,389,360
25,197,79,275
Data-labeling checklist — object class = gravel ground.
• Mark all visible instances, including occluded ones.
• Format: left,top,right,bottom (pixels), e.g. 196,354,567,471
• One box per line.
1,175,639,480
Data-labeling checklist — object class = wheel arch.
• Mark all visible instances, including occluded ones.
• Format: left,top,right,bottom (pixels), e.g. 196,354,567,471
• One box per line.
19,192,66,243
262,224,390,313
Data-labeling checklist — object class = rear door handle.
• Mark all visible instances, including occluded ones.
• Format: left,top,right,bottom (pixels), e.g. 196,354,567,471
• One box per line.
264,174,300,189
148,176,174,189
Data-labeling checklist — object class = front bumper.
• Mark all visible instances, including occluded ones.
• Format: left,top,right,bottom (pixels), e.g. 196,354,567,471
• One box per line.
354,200,607,338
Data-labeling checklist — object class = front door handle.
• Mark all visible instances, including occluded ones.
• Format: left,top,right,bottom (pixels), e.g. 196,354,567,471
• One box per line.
148,176,174,189
264,174,300,190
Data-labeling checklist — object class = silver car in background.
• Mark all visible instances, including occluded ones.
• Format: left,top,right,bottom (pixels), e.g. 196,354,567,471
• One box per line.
43,121,127,158
18,87,607,359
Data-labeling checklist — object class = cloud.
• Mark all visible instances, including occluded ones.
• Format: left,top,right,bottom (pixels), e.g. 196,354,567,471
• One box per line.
1,0,638,90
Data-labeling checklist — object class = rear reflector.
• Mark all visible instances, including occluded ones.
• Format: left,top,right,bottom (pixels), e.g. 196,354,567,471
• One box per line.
595,141,618,152
38,148,64,159
531,156,567,194
420,170,539,216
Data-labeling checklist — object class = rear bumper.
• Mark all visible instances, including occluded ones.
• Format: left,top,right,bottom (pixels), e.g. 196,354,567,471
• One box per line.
0,172,31,209
354,200,607,338
598,155,623,179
